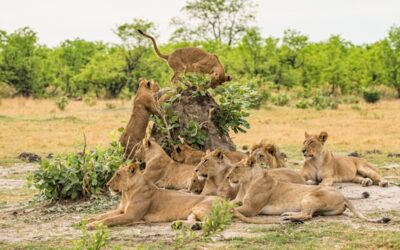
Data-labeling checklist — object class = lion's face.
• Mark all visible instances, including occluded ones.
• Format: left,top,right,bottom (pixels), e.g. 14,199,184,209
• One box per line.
227,157,256,187
251,148,274,168
139,78,160,93
171,144,190,163
188,173,204,194
194,149,224,180
302,131,328,160
107,163,140,193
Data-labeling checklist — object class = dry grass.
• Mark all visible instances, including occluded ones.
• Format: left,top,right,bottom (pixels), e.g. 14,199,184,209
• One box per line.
0,98,400,160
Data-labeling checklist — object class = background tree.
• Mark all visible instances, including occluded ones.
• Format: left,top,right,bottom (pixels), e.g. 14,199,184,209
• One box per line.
170,0,257,46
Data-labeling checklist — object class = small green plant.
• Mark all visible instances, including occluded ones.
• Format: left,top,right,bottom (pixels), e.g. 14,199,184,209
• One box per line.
180,120,208,149
73,222,109,250
105,103,116,109
83,93,98,106
295,99,309,109
271,93,290,106
172,200,235,248
311,93,339,110
363,88,380,103
351,104,361,110
28,140,125,201
55,96,69,111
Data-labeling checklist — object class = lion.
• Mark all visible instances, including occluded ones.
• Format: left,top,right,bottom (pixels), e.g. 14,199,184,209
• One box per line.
134,138,195,190
88,163,289,229
194,148,238,199
119,79,170,158
171,143,247,165
188,172,205,194
300,131,388,187
87,163,221,230
228,156,306,205
251,141,286,168
227,167,390,224
138,30,231,88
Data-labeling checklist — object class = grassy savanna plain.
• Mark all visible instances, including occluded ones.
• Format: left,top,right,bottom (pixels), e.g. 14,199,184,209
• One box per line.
0,97,400,249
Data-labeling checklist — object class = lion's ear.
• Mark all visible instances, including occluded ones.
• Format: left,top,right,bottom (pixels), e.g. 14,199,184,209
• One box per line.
146,81,151,89
265,144,277,155
305,131,310,138
128,164,137,174
319,131,328,143
146,139,152,147
246,156,256,168
214,148,224,159
175,145,182,153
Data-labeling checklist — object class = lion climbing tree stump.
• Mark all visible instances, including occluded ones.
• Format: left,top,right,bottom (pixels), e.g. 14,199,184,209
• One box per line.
151,86,236,153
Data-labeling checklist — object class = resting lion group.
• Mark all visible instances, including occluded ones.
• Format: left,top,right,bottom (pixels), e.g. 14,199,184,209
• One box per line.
88,90,390,230
88,38,390,230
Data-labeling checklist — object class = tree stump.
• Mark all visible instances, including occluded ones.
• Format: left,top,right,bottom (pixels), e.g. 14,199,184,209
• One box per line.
151,86,236,153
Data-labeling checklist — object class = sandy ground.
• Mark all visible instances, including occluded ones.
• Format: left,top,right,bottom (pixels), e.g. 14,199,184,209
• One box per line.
0,163,399,245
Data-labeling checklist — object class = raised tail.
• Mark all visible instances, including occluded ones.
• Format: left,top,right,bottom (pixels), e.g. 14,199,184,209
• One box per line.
344,198,390,223
232,209,282,224
346,191,370,200
137,29,169,60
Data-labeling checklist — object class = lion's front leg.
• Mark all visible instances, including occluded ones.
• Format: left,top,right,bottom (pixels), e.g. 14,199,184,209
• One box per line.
87,208,123,223
320,177,334,186
87,213,137,230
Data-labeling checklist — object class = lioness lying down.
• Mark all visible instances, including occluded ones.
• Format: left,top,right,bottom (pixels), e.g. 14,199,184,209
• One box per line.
228,165,390,223
135,138,195,189
138,30,231,88
87,163,219,230
301,131,388,187
229,156,306,205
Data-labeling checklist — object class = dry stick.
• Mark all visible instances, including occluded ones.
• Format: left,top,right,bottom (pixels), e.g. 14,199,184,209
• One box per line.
126,141,142,161
123,135,131,159
161,113,173,144
81,132,90,197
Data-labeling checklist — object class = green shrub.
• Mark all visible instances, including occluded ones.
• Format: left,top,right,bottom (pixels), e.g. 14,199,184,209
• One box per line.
363,88,380,103
311,93,339,110
105,103,116,109
0,82,17,98
28,140,125,201
295,99,309,109
271,93,290,106
55,96,69,111
83,93,98,106
202,200,235,237
73,222,110,250
180,120,208,149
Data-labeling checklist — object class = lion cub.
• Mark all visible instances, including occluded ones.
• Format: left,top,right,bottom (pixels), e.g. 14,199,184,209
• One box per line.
138,30,231,88
194,148,238,199
87,163,219,230
301,131,388,187
135,138,195,190
120,79,163,158
228,167,390,223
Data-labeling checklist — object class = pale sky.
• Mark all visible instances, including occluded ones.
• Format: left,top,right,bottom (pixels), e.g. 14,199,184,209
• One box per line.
0,0,399,47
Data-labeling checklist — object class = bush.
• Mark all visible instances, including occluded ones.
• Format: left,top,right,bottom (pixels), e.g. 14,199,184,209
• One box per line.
311,93,339,110
83,93,98,106
180,120,208,149
271,93,290,106
28,140,125,201
55,96,69,111
295,99,309,109
0,82,17,98
363,88,381,103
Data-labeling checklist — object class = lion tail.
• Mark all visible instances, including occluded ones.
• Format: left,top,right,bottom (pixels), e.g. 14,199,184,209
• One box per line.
346,191,370,200
232,209,281,224
344,198,390,223
137,29,169,60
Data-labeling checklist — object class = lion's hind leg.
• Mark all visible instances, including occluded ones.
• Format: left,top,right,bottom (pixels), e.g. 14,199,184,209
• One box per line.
351,175,373,187
357,161,388,187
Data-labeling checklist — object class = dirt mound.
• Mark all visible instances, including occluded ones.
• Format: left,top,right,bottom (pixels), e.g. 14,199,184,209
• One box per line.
151,87,236,152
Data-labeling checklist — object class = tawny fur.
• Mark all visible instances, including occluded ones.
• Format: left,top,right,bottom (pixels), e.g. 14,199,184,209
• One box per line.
228,164,390,224
300,131,388,187
119,79,162,158
138,29,231,88
87,163,219,230
251,141,286,168
135,138,196,190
